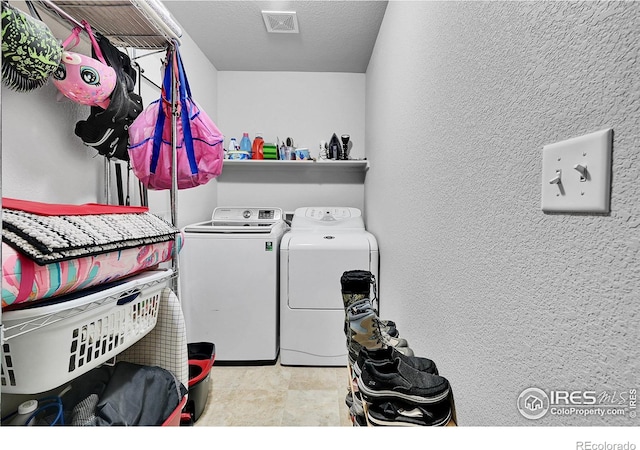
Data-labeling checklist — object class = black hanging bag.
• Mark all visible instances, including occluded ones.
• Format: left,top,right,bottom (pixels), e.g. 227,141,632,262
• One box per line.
74,30,143,161
74,92,142,161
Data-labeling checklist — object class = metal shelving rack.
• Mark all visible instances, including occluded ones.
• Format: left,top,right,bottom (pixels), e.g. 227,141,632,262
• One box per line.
34,0,183,293
0,1,184,398
35,0,182,49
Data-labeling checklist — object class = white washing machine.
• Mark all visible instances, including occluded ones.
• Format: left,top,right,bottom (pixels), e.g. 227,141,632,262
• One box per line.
179,207,287,364
280,207,379,366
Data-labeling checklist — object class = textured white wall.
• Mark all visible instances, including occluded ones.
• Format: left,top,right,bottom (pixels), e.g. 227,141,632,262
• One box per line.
218,71,365,158
366,1,640,426
2,69,103,204
216,71,366,212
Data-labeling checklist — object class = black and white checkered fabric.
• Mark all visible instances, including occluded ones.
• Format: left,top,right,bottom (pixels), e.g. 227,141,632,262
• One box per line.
117,287,189,388
2,210,178,264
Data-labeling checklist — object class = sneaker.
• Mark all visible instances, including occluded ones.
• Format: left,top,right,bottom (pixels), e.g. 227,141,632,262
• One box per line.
345,310,399,339
347,300,409,352
347,300,409,348
353,346,438,377
344,391,365,417
341,270,374,310
343,298,398,339
381,320,399,338
345,391,367,426
366,399,452,427
341,270,399,337
349,341,415,367
357,358,450,405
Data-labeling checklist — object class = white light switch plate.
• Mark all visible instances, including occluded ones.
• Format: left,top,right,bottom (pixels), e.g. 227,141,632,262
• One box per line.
541,129,613,213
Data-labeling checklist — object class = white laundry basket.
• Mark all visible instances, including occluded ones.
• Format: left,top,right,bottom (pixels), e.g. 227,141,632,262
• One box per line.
1,269,171,394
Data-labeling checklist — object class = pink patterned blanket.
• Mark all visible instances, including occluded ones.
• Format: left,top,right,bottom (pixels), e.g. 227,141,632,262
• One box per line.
1,198,183,310
2,234,182,310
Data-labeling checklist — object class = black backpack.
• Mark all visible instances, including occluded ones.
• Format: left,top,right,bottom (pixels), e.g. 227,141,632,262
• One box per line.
74,92,142,160
74,33,142,161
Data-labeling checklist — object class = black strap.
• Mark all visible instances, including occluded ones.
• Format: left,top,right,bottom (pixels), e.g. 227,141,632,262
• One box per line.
25,0,42,20
115,163,124,206
126,161,131,206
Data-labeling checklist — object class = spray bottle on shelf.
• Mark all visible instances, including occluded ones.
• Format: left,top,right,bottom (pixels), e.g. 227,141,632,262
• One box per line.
226,137,238,159
252,133,264,160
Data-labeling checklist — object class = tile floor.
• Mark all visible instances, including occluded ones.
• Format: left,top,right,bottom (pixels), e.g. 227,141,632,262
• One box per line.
194,359,352,427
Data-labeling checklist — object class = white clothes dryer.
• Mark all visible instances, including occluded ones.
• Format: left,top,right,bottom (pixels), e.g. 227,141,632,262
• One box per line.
280,207,379,366
179,207,287,364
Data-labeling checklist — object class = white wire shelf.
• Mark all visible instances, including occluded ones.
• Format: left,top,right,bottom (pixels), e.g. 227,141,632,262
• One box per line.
35,0,182,49
1,269,174,342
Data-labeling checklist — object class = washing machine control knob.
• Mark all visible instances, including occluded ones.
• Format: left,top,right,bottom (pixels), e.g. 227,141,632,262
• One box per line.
243,210,252,219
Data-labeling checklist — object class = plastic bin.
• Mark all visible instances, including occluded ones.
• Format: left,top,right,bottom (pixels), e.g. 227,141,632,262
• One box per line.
1,270,169,394
181,342,215,424
163,396,187,426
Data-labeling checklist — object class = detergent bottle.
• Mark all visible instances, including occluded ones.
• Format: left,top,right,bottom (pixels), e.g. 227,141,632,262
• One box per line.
8,400,38,426
239,133,252,159
252,133,264,160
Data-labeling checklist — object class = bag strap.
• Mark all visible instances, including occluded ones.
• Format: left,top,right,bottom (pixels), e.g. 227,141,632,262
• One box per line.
115,162,124,206
161,46,175,102
149,44,199,178
25,0,41,20
81,20,108,65
149,48,173,174
61,26,82,50
174,46,192,100
175,47,198,175
150,104,166,175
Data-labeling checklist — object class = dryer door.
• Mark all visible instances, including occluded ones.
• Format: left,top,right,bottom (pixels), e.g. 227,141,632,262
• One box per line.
286,232,373,310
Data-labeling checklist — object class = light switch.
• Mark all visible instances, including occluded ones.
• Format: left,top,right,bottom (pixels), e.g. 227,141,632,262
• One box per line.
541,128,612,213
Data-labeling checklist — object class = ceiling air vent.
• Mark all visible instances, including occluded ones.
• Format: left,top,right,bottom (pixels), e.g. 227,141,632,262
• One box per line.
262,10,299,33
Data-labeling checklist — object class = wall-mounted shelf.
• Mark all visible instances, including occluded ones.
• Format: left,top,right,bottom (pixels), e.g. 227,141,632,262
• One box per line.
220,159,368,179
222,159,368,169
219,159,369,184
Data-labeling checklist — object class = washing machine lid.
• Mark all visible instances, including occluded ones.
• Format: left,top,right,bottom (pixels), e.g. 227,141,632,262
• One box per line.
290,207,365,231
184,207,284,234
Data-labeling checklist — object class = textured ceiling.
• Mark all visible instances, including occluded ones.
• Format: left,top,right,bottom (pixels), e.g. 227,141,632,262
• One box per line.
162,0,389,73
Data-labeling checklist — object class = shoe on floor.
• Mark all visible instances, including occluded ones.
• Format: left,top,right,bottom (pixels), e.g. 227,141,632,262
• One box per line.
341,270,399,337
366,399,452,427
347,301,411,365
347,300,408,347
350,343,415,367
345,390,365,417
341,270,375,309
344,298,399,340
353,346,438,377
357,358,450,405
